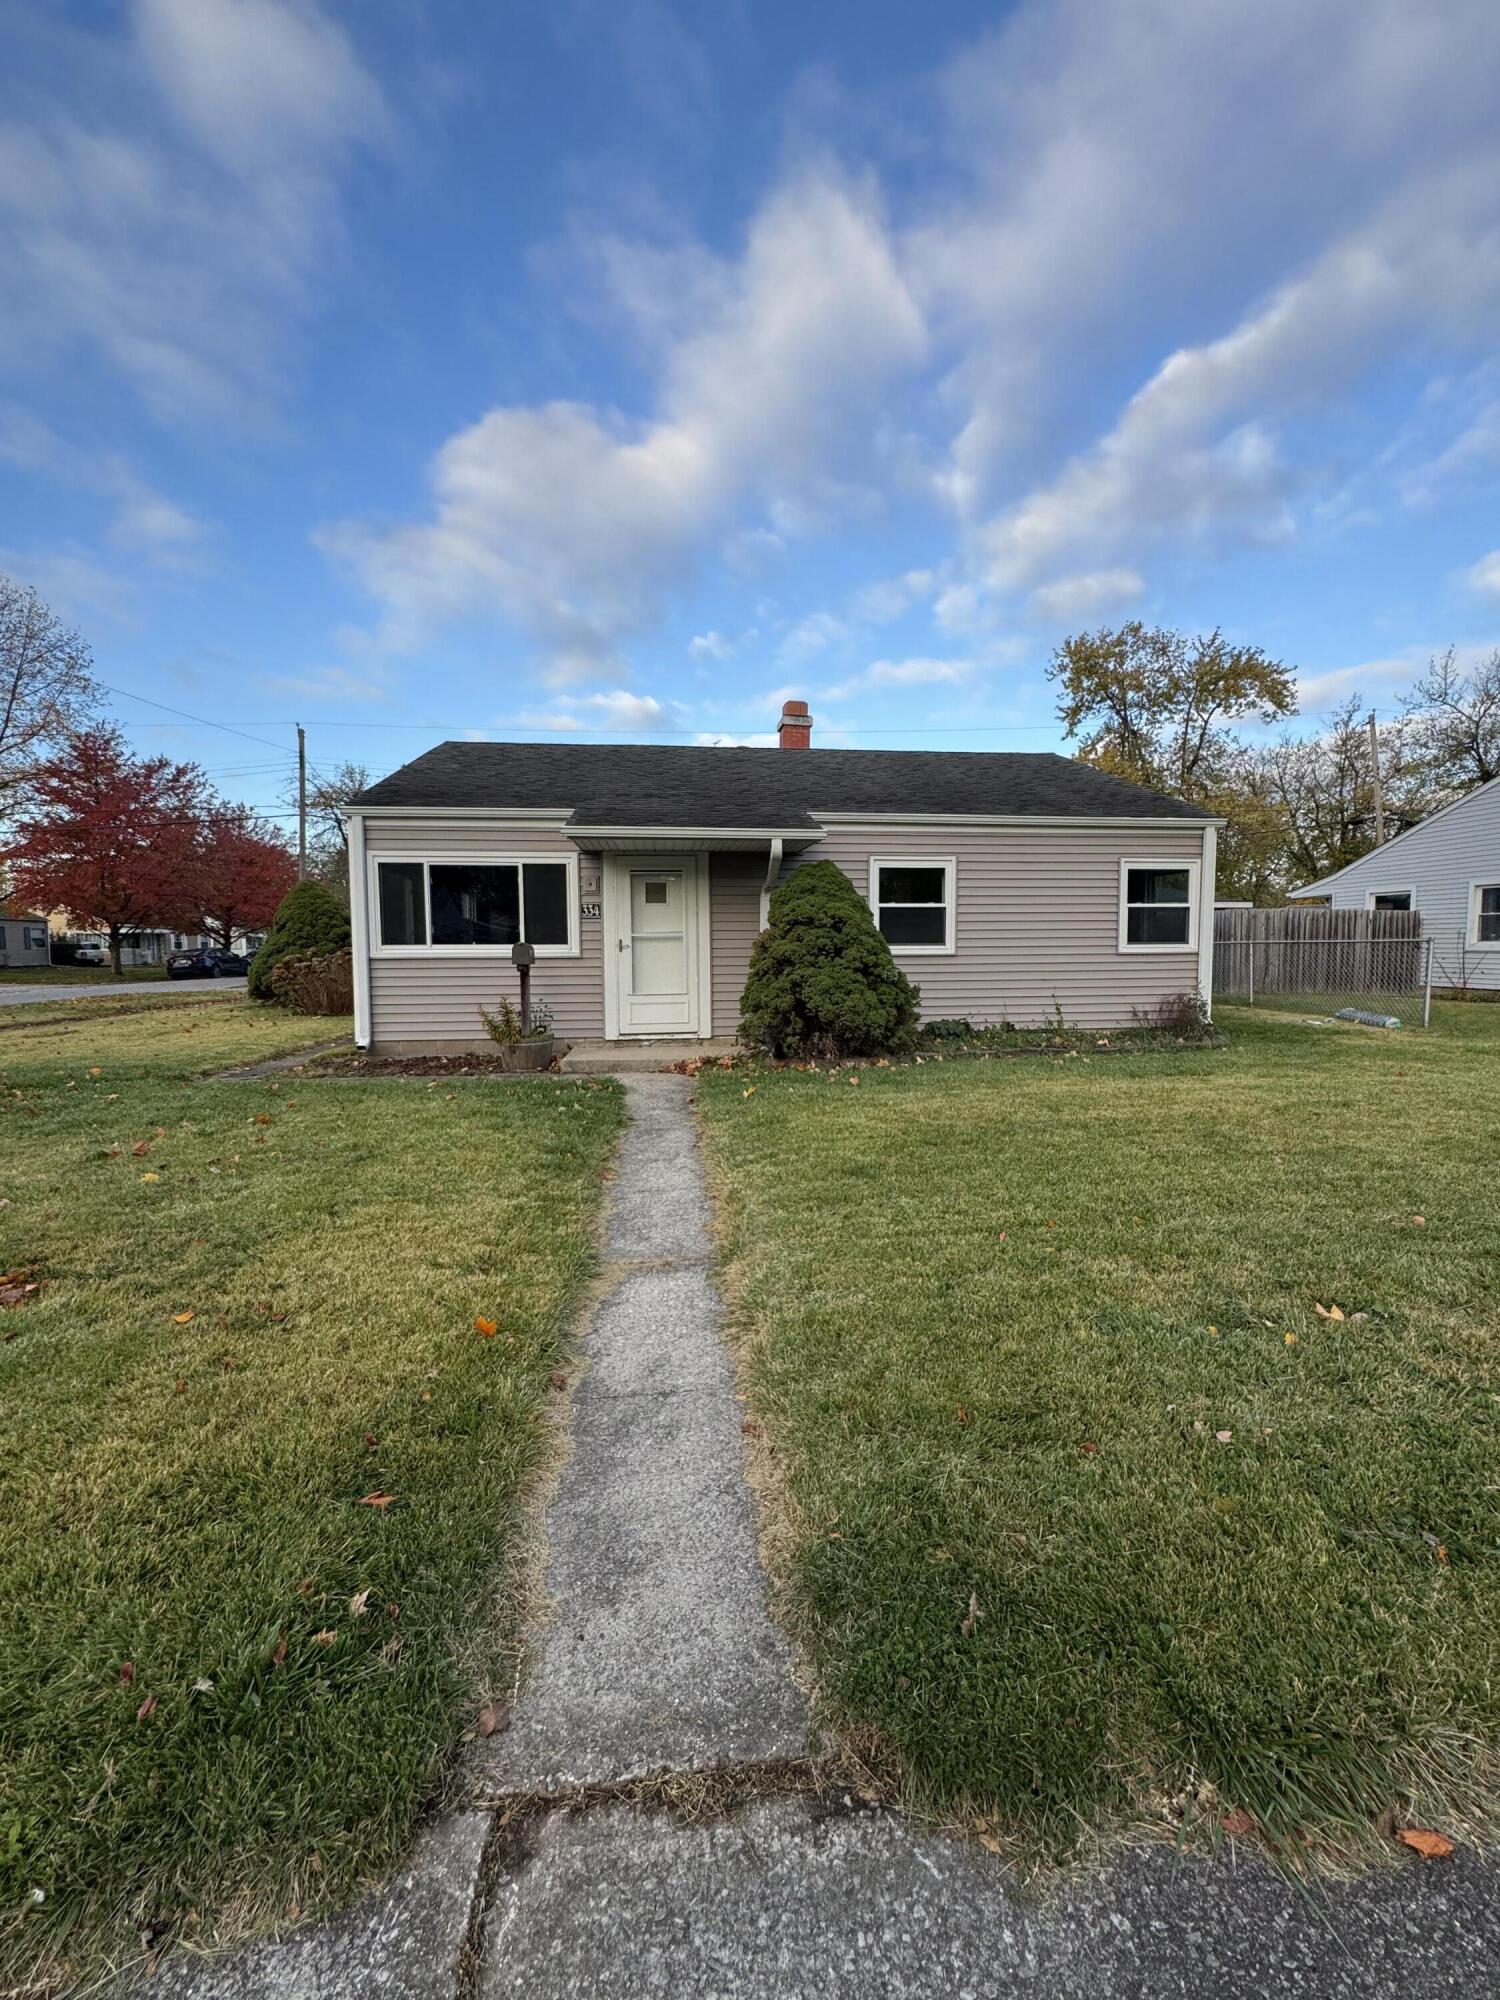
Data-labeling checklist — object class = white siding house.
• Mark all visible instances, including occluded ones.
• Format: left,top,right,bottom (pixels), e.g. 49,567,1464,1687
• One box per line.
1288,775,1500,992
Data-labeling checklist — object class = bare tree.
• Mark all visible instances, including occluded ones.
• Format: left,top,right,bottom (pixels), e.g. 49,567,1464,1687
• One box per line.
0,574,100,815
1401,646,1500,797
1250,699,1432,890
281,758,369,901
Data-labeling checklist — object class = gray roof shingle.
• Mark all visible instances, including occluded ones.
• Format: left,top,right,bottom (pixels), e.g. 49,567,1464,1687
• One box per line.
351,740,1211,825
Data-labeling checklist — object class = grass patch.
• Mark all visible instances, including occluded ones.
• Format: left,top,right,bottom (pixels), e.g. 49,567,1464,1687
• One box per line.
0,964,167,984
0,995,347,1057
0,1006,623,1987
696,1003,1500,1865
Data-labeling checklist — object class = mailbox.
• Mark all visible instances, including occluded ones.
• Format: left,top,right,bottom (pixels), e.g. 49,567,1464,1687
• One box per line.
510,941,536,968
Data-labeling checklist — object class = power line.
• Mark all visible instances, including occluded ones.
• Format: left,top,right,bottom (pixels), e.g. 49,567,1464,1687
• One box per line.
97,682,292,755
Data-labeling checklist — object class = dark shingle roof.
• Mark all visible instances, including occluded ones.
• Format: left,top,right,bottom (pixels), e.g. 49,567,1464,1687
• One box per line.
351,740,1210,825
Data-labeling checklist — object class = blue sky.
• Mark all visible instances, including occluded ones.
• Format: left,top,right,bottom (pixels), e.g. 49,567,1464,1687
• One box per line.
2,0,1499,822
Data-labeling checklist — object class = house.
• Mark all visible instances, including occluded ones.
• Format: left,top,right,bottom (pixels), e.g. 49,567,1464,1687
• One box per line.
0,906,51,969
1288,774,1500,992
344,700,1221,1052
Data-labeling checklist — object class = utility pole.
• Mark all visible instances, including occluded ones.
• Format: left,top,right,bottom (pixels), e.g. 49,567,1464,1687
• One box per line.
297,722,308,880
1367,710,1386,846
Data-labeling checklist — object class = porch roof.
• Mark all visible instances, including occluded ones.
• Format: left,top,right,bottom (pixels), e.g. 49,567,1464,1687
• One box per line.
563,823,822,854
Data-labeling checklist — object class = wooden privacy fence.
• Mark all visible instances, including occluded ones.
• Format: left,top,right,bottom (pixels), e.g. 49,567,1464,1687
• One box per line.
1213,906,1428,1010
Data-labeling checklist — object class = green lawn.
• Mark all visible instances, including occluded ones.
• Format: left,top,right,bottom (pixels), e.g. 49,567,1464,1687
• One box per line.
696,1004,1500,1865
0,963,167,983
0,1006,623,1988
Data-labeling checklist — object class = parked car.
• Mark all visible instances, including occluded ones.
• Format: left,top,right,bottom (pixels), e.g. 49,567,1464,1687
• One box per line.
72,944,108,967
167,948,249,980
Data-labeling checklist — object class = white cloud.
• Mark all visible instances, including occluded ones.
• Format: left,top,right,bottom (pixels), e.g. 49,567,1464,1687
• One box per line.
827,656,974,698
688,630,734,662
0,545,140,625
325,168,925,675
1463,549,1500,600
1029,568,1144,622
777,610,850,664
0,0,387,420
692,731,779,747
847,568,936,624
263,663,394,703
522,689,672,732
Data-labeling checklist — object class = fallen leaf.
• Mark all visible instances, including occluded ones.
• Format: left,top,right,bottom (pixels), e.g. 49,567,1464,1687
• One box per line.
1208,1324,1218,1337
1215,1429,1233,1444
140,1172,161,1183
296,1577,316,1598
119,1662,136,1685
1434,1543,1449,1565
995,1231,1007,1243
1412,1215,1426,1226
1221,1809,1256,1838
360,1491,396,1508
135,1695,157,1721
254,1113,273,1126
1327,1303,1346,1321
741,1418,762,1437
174,1378,186,1395
88,1066,101,1077
1313,1302,1330,1318
477,1701,511,1738
349,1589,371,1618
743,1085,756,1098
960,1590,982,1638
1079,1439,1099,1455
131,1140,150,1157
549,1370,567,1392
1284,1331,1299,1346
269,1632,288,1668
474,1316,498,1337
312,1628,337,1647
173,1310,194,1325
363,1431,378,1450
955,1404,970,1425
1397,1827,1455,1860
193,1676,215,1693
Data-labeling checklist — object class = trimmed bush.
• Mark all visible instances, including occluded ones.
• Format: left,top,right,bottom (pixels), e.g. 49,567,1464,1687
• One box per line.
248,881,351,1001
268,945,354,1016
739,860,920,1059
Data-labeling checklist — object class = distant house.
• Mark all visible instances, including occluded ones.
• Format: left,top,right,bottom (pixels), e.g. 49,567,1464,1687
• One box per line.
342,698,1222,1053
0,906,51,969
1289,774,1500,992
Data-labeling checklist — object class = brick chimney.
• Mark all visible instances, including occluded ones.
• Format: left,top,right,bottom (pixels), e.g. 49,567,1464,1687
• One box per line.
778,698,812,750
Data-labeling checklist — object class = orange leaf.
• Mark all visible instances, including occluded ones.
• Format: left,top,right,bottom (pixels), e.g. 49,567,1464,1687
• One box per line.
1079,1439,1098,1455
135,1694,157,1720
1397,1827,1455,1860
474,1316,498,1337
477,1701,511,1738
173,1310,194,1324
131,1139,150,1157
360,1491,396,1508
1221,1809,1256,1838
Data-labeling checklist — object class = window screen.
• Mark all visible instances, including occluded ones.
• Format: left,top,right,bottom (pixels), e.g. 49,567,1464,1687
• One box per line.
874,864,950,948
1124,866,1192,946
378,862,427,945
1478,885,1500,944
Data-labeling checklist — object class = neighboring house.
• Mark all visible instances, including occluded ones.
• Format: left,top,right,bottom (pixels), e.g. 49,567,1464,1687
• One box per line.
0,907,51,969
1288,774,1500,992
343,701,1220,1052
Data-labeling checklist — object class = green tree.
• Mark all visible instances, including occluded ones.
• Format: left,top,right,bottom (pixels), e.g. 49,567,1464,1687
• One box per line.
1050,623,1297,795
248,880,351,1002
740,860,919,1059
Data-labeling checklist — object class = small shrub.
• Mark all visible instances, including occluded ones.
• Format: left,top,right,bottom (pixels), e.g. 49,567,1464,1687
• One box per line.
478,995,554,1044
248,882,351,1001
739,860,920,1060
1131,989,1212,1039
923,1017,976,1043
268,947,353,1016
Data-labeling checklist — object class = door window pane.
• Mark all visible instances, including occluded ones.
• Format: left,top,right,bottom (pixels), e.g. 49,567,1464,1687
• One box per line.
429,864,519,945
522,863,569,945
378,862,427,945
632,934,686,993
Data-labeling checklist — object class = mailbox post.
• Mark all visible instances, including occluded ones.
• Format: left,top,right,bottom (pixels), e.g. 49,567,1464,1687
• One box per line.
511,940,536,1033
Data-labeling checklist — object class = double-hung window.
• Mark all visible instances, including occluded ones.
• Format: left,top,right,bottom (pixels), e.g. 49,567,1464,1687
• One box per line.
1119,859,1200,952
373,855,577,954
1470,882,1500,949
868,858,956,953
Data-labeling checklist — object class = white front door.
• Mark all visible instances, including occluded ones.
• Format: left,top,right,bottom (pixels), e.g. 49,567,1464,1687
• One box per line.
615,860,702,1035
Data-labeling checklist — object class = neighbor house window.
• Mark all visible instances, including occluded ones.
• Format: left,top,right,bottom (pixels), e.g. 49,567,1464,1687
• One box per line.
1471,882,1500,948
373,856,575,954
868,858,956,953
1119,860,1200,951
1369,891,1413,912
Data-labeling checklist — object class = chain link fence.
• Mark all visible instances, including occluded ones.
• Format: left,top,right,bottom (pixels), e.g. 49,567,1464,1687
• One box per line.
1214,919,1434,1027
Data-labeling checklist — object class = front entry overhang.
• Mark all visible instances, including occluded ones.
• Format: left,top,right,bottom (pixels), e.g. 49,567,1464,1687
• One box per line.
564,823,823,854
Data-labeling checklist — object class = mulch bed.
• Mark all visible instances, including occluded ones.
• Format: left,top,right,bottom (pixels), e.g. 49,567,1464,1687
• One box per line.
307,1050,564,1079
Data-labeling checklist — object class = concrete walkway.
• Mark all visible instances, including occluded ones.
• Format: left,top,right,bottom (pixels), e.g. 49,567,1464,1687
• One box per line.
113,1075,1500,1999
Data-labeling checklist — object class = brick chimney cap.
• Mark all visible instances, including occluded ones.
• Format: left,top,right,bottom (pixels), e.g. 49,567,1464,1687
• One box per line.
781,699,809,717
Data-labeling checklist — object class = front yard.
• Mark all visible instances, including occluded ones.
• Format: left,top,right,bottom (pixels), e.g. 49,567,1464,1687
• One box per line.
0,1002,622,1987
697,1004,1500,1864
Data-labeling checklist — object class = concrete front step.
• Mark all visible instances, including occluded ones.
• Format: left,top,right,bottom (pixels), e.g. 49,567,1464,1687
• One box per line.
559,1037,738,1074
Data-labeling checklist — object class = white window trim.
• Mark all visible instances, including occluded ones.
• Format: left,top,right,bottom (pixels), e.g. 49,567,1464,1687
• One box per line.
1365,886,1417,912
1118,856,1201,955
867,855,957,956
1468,878,1500,950
368,849,581,958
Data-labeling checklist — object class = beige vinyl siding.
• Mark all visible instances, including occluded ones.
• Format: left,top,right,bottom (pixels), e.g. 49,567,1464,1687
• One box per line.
364,819,606,1044
709,853,765,1035
787,823,1209,1028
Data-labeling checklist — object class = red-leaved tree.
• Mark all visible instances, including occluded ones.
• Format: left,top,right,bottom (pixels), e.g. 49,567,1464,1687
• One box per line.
2,726,209,975
186,807,297,950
